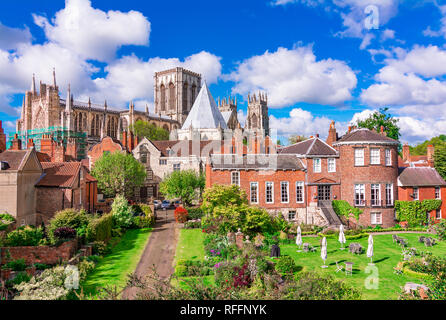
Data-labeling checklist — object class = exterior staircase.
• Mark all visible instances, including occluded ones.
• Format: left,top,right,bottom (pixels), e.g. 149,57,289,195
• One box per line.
318,200,343,227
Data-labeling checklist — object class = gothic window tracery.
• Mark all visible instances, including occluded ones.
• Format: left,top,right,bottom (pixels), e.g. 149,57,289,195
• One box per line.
169,83,175,111
183,82,188,112
160,84,166,111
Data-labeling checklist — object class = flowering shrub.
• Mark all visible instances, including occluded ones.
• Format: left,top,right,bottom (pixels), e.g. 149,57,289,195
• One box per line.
174,207,188,223
53,227,77,240
433,219,446,241
14,266,70,300
233,264,251,288
47,209,91,244
111,195,134,229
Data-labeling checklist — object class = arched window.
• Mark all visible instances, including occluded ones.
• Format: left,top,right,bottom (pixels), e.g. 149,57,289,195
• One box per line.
83,114,87,132
107,118,111,137
91,117,96,136
183,82,188,112
163,124,169,131
78,113,83,131
122,118,128,132
96,115,100,136
169,83,175,111
251,114,258,129
160,84,166,111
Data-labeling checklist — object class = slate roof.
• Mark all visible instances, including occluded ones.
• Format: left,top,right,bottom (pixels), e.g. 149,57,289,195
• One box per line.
181,82,228,130
334,128,398,145
152,140,221,157
279,138,338,157
36,162,82,188
0,150,29,170
210,154,304,171
221,111,233,125
398,167,446,187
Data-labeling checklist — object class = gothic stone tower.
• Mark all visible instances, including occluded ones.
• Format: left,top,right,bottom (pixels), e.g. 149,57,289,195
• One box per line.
246,92,269,136
154,67,202,126
17,70,61,132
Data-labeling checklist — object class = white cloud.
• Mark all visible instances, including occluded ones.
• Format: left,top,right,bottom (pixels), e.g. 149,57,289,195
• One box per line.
361,45,446,106
229,45,357,108
89,51,222,107
423,4,446,39
33,0,151,62
0,23,31,50
272,0,401,49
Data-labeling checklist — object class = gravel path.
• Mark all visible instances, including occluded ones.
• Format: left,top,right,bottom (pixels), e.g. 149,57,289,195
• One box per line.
122,209,179,300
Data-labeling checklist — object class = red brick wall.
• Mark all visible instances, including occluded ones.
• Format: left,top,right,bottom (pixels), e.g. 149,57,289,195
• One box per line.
0,240,78,266
398,186,446,220
336,143,399,227
88,136,124,169
207,169,307,209
304,157,341,203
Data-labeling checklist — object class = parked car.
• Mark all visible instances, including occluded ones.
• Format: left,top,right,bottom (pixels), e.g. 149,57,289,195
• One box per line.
153,200,162,210
161,200,173,210
173,200,181,208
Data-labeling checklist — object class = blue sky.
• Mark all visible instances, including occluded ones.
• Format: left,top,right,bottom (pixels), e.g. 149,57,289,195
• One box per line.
1,0,446,145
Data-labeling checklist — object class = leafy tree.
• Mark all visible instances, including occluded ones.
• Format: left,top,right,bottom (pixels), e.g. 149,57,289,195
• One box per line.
435,145,446,180
410,135,446,156
356,107,401,141
159,170,205,206
91,151,146,198
288,135,308,145
201,184,248,214
130,120,170,141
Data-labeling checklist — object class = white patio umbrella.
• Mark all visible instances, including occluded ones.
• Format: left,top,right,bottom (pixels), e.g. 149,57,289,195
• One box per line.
296,226,303,252
321,237,328,268
367,234,374,265
339,225,346,250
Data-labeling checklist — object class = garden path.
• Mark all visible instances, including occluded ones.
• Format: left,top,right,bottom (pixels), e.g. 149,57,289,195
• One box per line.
122,209,179,300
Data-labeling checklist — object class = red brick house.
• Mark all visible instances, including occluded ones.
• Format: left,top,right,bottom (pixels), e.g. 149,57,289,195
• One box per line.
400,143,435,168
87,136,127,170
333,127,400,228
35,162,98,224
206,154,331,224
398,167,446,221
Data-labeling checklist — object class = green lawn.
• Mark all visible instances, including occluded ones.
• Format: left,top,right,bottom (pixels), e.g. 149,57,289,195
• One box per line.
174,229,205,266
81,228,152,298
281,233,446,300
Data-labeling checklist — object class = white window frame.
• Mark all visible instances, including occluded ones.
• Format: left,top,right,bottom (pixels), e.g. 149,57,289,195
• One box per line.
371,184,381,207
281,181,289,203
385,149,392,166
413,187,419,201
355,184,366,206
288,210,297,221
435,187,441,200
250,182,259,204
328,158,336,173
371,212,382,225
296,181,305,203
173,163,181,171
313,158,322,173
386,184,394,206
266,182,274,204
436,209,442,220
370,148,380,165
231,171,240,186
355,148,365,166
159,159,167,165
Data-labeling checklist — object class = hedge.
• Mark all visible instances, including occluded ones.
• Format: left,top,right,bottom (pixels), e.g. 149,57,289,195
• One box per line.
86,213,113,243
332,200,363,220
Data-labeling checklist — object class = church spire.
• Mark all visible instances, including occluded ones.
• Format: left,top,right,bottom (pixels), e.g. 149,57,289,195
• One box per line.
53,68,57,87
31,74,36,95
66,84,72,112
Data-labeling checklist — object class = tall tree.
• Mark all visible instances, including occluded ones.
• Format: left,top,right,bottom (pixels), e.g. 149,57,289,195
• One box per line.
130,120,170,141
434,145,446,180
356,107,401,141
410,135,446,155
91,151,147,198
159,170,205,206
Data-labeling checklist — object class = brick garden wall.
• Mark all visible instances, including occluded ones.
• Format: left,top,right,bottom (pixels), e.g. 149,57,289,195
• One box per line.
0,240,78,266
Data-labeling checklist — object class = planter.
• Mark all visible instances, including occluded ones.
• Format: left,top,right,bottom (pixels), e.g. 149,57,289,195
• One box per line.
1,268,12,281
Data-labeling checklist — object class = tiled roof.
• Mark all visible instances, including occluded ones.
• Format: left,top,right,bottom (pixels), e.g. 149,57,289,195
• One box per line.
36,152,51,163
0,150,29,170
36,162,81,188
279,138,338,156
152,140,220,157
210,154,304,171
334,128,398,145
398,167,446,187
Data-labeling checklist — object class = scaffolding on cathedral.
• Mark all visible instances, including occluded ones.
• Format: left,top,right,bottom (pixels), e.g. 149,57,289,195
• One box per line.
7,126,88,160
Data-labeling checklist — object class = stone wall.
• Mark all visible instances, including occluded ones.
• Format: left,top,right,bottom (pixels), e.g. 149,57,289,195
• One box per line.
0,240,78,266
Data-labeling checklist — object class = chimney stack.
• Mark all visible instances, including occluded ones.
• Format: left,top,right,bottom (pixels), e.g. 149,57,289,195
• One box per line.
402,143,410,162
28,139,35,149
54,141,65,163
10,134,22,151
326,121,337,147
427,145,435,167
0,121,6,153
